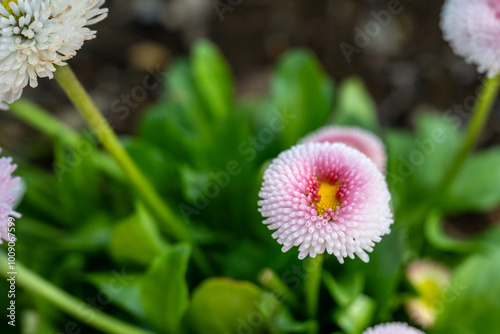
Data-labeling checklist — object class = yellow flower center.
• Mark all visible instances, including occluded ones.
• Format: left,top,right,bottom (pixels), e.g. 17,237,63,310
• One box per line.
1,0,17,17
313,182,341,215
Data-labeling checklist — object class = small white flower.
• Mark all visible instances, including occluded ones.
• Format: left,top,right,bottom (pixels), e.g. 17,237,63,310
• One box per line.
363,322,424,334
0,0,108,105
441,0,500,77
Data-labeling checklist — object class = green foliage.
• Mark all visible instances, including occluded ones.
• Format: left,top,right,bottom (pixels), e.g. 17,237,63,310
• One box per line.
445,148,500,212
332,77,379,132
141,244,191,333
5,40,500,334
432,249,500,334
185,278,268,334
272,49,334,147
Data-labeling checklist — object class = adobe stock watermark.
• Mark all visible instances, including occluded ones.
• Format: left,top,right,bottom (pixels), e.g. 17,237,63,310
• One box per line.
178,108,297,223
48,268,136,334
212,0,245,21
340,0,409,64
6,217,17,328
52,67,164,182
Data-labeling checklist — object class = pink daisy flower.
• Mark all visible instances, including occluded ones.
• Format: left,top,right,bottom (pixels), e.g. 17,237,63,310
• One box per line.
405,259,451,328
363,323,424,334
258,143,393,261
441,0,500,77
0,149,21,243
301,126,386,172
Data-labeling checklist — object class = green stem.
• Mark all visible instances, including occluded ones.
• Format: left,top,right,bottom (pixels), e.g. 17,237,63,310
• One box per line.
439,75,500,194
0,251,152,334
7,99,80,144
53,65,211,275
305,254,323,322
6,100,124,181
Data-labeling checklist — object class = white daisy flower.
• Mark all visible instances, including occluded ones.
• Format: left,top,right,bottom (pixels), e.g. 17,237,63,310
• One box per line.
0,0,108,105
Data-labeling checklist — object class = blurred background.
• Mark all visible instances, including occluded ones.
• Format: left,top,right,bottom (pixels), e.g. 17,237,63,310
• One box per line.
3,0,500,140
1,0,499,233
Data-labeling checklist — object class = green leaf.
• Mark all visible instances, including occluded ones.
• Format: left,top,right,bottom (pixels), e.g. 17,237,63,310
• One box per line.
123,137,179,194
424,211,476,252
141,243,191,333
272,49,334,147
432,249,500,334
179,166,210,203
332,77,379,132
53,136,101,221
412,111,461,194
86,272,145,319
268,308,318,334
185,278,268,334
334,295,376,334
57,215,112,252
444,148,500,213
110,202,168,265
322,271,365,308
192,40,233,121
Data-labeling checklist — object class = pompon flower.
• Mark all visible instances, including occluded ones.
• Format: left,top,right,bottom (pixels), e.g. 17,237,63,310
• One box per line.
258,143,393,261
0,149,21,243
404,259,451,328
0,0,108,105
363,323,424,334
301,126,386,172
441,0,500,77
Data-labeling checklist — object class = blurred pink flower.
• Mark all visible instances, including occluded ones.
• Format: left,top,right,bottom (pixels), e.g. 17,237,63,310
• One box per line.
0,149,21,243
363,322,424,334
258,143,393,261
301,126,386,172
441,0,500,77
405,259,452,328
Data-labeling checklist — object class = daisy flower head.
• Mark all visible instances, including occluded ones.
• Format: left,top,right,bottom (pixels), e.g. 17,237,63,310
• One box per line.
405,259,451,328
441,0,500,77
363,323,425,334
258,143,393,262
0,0,108,105
301,126,386,172
0,149,21,243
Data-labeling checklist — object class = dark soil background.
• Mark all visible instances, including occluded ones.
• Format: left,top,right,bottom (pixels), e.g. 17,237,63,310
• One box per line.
1,0,499,231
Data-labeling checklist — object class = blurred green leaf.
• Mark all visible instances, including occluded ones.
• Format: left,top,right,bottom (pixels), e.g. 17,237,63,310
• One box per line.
141,243,191,333
444,148,500,213
192,40,233,121
332,77,378,132
110,202,168,265
123,137,179,194
268,307,317,334
179,166,210,203
334,294,376,334
412,111,461,194
87,272,145,319
185,278,268,334
53,136,101,221
272,49,334,147
432,249,500,334
424,211,476,252
323,271,365,308
57,215,112,252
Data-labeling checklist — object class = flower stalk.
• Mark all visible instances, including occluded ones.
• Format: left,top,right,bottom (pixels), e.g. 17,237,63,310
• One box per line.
438,74,500,195
305,254,323,322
